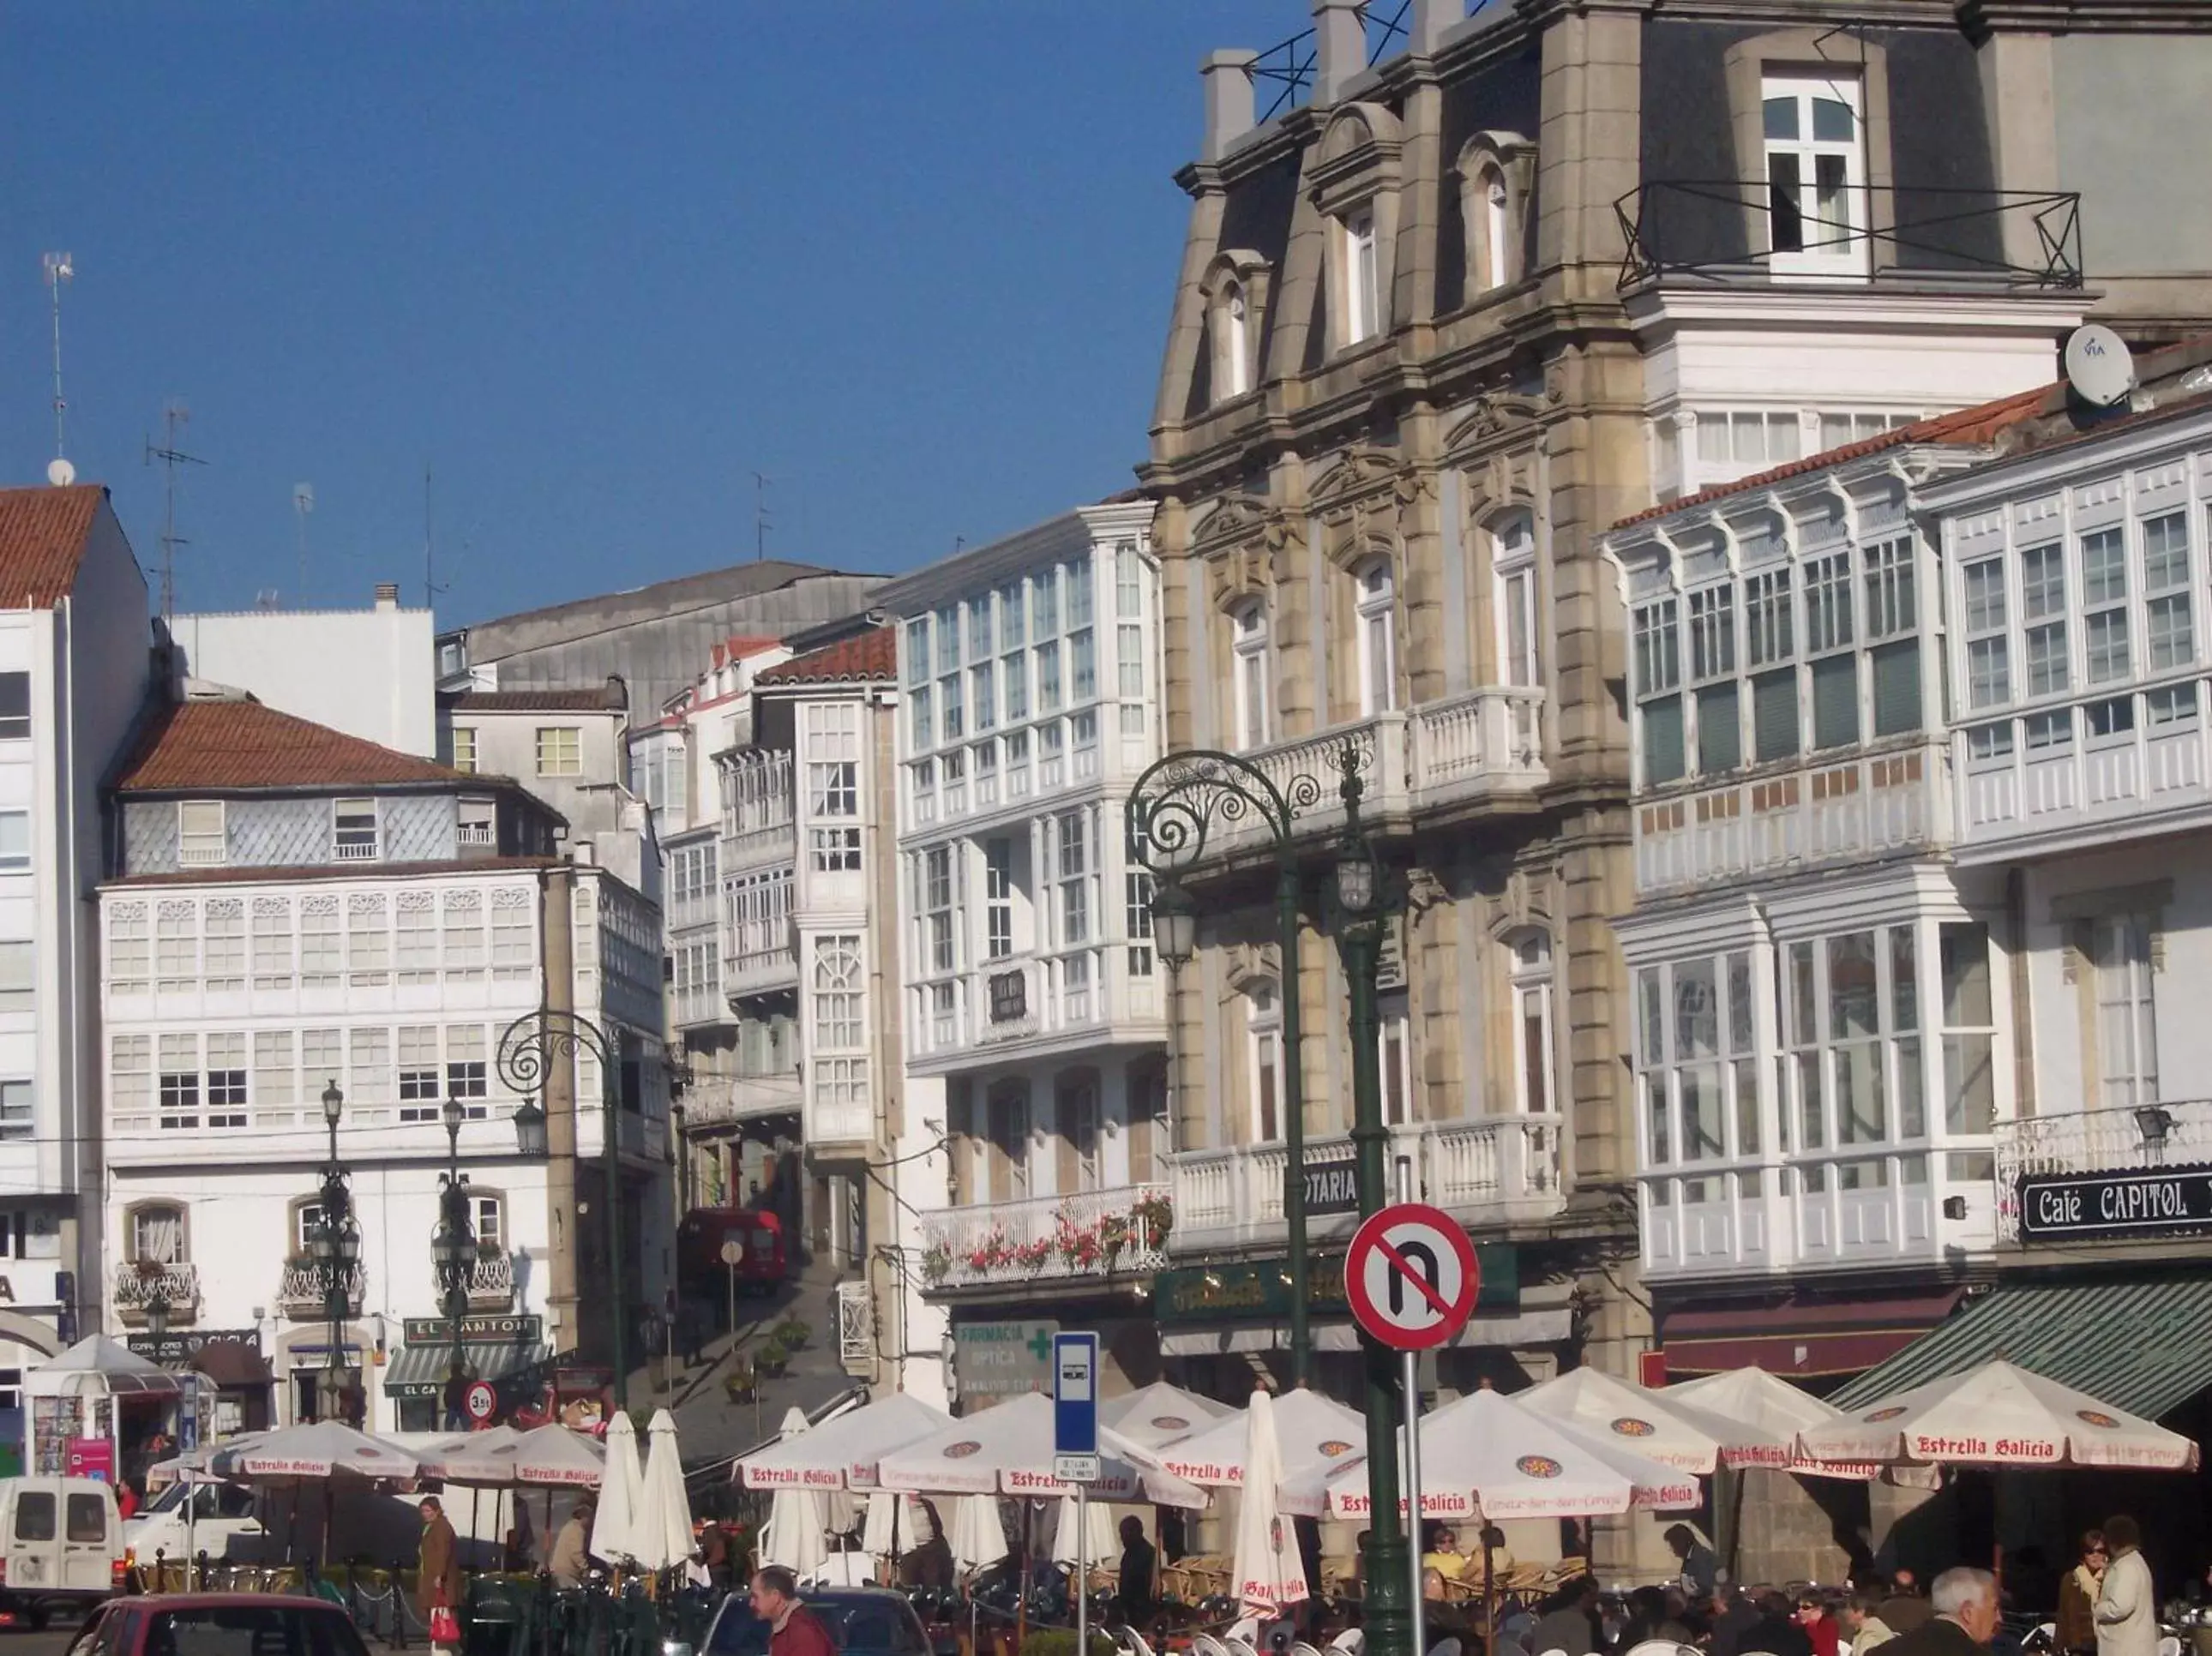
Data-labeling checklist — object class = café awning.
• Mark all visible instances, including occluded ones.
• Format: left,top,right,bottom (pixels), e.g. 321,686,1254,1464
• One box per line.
1832,1276,2212,1420
382,1340,548,1399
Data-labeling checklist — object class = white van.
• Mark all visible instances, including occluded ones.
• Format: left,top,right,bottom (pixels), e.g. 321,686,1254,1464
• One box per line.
0,1477,123,1627
123,1478,265,1574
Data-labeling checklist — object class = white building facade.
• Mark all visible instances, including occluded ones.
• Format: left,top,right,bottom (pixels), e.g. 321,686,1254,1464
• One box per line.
99,692,672,1434
874,501,1169,1402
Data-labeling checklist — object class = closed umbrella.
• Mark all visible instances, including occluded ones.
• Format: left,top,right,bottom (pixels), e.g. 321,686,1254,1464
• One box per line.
590,1412,645,1564
759,1407,829,1579
634,1409,694,1573
1230,1389,1308,1615
1049,1491,1115,1567
863,1490,930,1572
948,1494,1007,1576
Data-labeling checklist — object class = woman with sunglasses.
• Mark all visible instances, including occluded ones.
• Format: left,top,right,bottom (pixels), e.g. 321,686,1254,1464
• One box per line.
2058,1530,2108,1656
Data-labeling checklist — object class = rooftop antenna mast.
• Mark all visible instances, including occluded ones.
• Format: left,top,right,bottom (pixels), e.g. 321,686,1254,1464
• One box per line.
424,463,448,611
750,471,772,563
143,401,205,623
41,253,74,487
292,483,314,607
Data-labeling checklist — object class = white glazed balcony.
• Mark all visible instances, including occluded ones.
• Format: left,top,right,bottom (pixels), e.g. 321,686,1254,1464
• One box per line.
905,949,1165,1077
1167,1116,1563,1254
683,1071,802,1129
1193,687,1546,863
1635,742,1947,897
919,1183,1170,1293
1993,1099,2212,1242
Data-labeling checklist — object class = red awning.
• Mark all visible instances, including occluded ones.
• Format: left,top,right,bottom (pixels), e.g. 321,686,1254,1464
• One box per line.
1659,1286,1968,1378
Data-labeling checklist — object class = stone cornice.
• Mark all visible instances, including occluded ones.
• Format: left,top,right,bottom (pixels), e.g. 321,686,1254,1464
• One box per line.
1959,0,2212,34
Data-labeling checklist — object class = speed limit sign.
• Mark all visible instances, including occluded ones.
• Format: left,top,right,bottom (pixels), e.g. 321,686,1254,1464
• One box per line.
463,1380,497,1423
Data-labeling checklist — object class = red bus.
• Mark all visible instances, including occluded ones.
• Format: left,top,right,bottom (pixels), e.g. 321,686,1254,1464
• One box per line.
677,1207,788,1301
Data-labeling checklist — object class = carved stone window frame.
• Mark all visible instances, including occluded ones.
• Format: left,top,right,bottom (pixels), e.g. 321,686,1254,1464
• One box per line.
1455,130,1536,306
1310,103,1405,357
1200,250,1272,406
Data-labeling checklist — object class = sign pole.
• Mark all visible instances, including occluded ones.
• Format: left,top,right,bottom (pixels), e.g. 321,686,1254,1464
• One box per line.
1076,1480,1088,1656
1397,1158,1426,1656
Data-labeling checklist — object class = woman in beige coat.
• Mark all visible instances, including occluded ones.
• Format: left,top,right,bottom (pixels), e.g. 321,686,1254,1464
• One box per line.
2095,1515,2159,1656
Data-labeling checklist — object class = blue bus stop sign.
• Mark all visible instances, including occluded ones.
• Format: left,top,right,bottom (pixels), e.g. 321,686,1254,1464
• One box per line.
1052,1331,1098,1458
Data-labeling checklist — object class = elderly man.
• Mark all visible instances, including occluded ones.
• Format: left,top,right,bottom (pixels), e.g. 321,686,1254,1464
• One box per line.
1879,1568,2000,1656
749,1565,834,1656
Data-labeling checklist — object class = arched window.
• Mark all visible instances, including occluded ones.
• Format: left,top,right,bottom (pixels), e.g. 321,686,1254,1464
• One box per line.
1355,557,1398,716
812,935,865,1053
1246,982,1283,1142
1214,281,1252,400
1458,135,1531,305
1482,166,1512,291
1506,930,1554,1115
1230,599,1271,751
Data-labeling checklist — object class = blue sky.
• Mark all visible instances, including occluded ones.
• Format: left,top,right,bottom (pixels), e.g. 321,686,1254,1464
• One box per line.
0,2,1308,626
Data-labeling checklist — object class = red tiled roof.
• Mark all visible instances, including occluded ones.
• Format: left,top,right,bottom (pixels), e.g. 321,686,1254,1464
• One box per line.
754,627,897,687
0,485,104,609
116,698,478,793
103,855,562,888
445,687,625,712
1609,386,2056,532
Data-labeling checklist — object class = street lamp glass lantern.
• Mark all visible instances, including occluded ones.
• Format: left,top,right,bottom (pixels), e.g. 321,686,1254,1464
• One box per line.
442,1095,466,1134
310,1226,336,1264
322,1082,345,1129
1151,881,1197,969
512,1099,548,1159
1336,844,1378,915
146,1293,171,1340
337,1226,361,1265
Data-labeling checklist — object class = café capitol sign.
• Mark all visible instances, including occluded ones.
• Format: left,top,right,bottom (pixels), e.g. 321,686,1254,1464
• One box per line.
2016,1166,2212,1240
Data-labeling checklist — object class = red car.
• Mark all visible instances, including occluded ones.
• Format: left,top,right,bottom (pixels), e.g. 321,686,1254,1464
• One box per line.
63,1593,370,1656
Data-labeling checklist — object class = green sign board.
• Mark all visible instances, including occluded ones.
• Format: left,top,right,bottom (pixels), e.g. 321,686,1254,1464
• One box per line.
1154,1243,1518,1326
953,1319,1059,1397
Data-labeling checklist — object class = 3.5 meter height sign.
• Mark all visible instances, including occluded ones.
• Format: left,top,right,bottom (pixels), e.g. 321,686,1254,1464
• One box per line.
1344,1202,1480,1351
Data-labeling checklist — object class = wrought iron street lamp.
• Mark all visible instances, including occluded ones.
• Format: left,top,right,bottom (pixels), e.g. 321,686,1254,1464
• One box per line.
315,1081,362,1424
512,1097,550,1159
1127,747,1329,1386
434,1096,476,1428
497,1010,630,1408
1329,757,1412,1656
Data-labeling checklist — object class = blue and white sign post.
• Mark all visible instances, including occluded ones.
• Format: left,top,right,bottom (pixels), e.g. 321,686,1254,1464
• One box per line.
1055,1331,1102,1656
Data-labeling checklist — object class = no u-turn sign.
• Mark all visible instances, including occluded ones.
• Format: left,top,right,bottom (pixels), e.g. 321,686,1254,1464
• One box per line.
1343,1202,1480,1351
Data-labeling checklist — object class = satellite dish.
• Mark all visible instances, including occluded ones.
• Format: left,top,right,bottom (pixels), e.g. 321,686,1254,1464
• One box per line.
2065,324,2136,409
45,458,75,488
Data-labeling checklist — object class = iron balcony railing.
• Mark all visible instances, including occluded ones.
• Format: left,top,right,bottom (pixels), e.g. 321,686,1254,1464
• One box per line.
1246,0,1421,124
1615,181,2083,291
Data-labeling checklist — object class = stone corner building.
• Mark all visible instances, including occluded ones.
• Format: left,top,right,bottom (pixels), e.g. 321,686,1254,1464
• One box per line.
1135,0,2212,1575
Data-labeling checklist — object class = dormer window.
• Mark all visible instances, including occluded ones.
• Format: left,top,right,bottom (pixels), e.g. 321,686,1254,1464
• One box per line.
178,801,225,867
1763,73,1866,277
1456,133,1534,307
1343,208,1381,345
1230,599,1271,751
333,800,379,862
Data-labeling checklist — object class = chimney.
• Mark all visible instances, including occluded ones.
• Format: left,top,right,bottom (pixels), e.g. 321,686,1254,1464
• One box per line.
1313,0,1366,105
373,582,400,611
1410,0,1462,54
1201,50,1259,159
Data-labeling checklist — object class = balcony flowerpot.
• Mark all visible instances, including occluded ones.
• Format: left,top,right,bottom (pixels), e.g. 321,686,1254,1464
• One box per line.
754,1341,789,1379
775,1319,811,1351
922,1244,953,1286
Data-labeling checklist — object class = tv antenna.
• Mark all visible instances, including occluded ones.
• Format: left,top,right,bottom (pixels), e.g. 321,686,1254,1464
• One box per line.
292,483,315,607
750,471,772,563
424,464,448,610
42,253,74,486
142,401,205,623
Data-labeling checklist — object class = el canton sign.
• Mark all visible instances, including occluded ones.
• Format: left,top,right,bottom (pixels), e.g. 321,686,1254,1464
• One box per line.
2016,1167,2212,1240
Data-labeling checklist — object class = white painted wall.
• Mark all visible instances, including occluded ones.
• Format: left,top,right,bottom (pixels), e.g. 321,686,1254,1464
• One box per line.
170,602,436,757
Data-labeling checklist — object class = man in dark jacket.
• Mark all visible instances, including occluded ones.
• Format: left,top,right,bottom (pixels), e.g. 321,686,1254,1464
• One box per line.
1878,1568,1999,1656
750,1566,835,1656
1737,1591,1814,1656
1118,1515,1157,1618
1883,1569,1937,1635
1530,1576,1601,1656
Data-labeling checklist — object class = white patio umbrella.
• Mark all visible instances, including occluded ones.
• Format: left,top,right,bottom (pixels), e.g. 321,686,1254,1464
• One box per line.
1666,1365,1878,1477
1230,1389,1308,1615
590,1411,646,1564
1800,1359,2200,1471
737,1393,952,1491
758,1407,830,1578
633,1409,694,1572
211,1420,420,1481
1517,1366,1763,1473
875,1391,1206,1505
1049,1491,1116,1567
1312,1387,1700,1521
1158,1386,1366,1497
949,1493,1008,1576
1101,1381,1234,1449
420,1425,528,1484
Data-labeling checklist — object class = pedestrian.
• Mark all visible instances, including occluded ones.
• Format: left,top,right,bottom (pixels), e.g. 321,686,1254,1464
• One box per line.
1530,1575,1602,1656
1117,1514,1156,1620
1838,1592,1898,1655
1736,1591,1814,1656
2095,1515,2158,1656
1878,1567,1999,1656
749,1564,835,1656
1712,1587,1764,1656
550,1499,593,1587
416,1497,464,1653
1666,1524,1719,1600
2059,1531,2108,1655
1881,1569,1936,1635
1796,1591,1842,1656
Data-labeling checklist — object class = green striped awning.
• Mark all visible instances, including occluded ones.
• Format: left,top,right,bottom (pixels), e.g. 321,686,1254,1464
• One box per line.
1830,1277,2212,1419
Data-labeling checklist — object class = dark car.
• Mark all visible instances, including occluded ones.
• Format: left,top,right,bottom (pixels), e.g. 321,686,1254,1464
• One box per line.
62,1593,371,1656
704,1587,932,1656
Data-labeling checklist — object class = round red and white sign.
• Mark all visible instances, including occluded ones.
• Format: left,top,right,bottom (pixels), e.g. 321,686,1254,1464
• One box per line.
1343,1202,1480,1352
464,1380,498,1423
